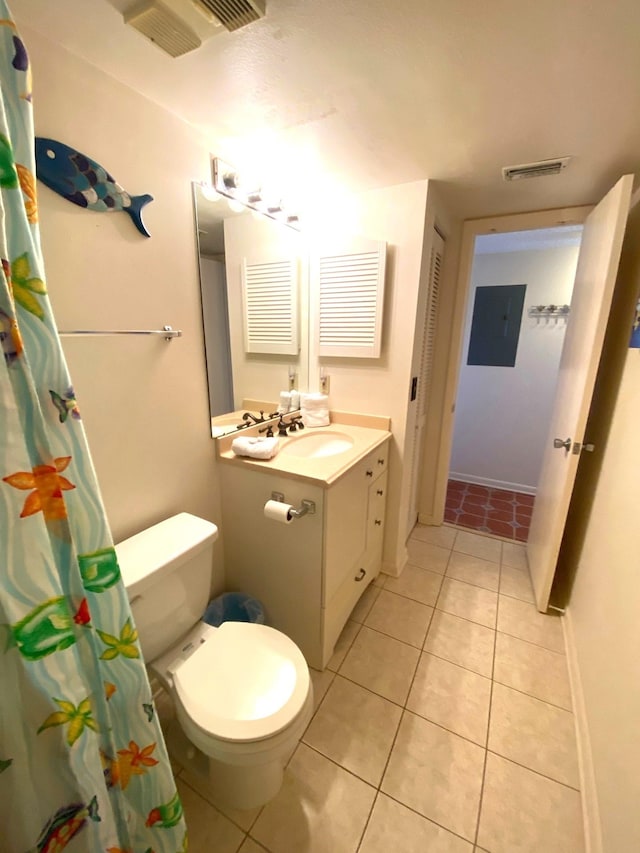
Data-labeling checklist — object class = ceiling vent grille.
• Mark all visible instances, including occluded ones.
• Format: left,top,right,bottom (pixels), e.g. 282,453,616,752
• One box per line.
502,157,571,182
191,0,266,31
124,1,202,57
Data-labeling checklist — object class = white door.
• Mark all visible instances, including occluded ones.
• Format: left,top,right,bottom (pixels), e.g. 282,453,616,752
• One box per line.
406,231,445,537
528,174,634,612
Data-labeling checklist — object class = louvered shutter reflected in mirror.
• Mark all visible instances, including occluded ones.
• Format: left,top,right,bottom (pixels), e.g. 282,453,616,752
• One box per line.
241,257,299,355
311,239,387,358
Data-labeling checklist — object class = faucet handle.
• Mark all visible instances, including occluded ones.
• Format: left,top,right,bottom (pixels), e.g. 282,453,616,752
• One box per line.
258,424,274,437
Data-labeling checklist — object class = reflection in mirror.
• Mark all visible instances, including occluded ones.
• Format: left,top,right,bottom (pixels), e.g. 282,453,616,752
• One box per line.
193,183,309,437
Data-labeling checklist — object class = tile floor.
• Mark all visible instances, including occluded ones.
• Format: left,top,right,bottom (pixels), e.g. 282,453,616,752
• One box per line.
169,525,584,853
445,479,535,541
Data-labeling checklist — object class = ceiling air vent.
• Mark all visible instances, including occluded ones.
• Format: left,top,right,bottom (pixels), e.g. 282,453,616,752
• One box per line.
502,157,571,182
124,1,202,57
191,0,266,31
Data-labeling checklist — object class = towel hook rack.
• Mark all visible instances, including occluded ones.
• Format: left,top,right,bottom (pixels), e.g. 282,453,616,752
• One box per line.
59,324,182,341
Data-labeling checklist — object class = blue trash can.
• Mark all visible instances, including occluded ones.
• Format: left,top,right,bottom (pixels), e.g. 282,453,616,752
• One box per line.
203,592,266,627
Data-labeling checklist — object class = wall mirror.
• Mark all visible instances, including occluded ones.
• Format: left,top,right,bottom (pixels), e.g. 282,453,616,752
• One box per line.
193,182,309,437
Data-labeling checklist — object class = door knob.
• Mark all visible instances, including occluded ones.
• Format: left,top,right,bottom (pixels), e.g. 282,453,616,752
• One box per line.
553,437,572,451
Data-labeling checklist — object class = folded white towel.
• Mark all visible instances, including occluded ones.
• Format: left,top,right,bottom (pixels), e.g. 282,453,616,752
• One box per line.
301,393,329,410
278,391,292,414
290,390,300,410
302,409,330,428
231,436,280,460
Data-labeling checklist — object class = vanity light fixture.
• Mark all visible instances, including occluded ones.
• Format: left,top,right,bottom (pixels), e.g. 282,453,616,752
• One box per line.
212,157,301,229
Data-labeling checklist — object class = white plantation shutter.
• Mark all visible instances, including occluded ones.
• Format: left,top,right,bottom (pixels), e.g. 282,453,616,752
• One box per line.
241,257,299,355
406,229,445,536
312,239,387,358
417,235,443,418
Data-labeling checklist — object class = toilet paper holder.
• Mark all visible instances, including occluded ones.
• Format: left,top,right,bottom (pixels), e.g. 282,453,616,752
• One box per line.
271,492,316,519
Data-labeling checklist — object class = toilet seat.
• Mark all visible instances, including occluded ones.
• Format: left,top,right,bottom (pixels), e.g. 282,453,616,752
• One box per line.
172,621,311,743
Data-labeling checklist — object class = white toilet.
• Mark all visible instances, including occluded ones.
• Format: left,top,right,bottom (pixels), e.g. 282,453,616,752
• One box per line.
116,512,314,810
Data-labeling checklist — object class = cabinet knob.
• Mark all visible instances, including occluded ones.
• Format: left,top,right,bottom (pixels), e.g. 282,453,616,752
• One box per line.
378,458,385,465
366,470,373,477
374,519,382,526
376,489,384,496
354,568,366,582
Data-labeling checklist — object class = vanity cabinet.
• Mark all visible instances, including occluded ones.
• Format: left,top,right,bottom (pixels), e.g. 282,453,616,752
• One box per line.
219,436,390,669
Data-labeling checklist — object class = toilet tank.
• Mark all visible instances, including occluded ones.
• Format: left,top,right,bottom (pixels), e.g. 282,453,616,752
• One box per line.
116,513,218,662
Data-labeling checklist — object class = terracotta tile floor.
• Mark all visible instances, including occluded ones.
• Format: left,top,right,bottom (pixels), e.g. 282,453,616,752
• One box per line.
445,480,535,542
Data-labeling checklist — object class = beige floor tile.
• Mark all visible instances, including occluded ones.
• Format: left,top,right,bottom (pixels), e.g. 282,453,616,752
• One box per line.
303,675,402,785
360,793,472,853
381,712,485,842
177,778,245,853
239,839,268,853
497,596,564,652
488,683,580,788
339,626,420,704
425,610,495,678
179,768,262,832
477,753,584,853
410,524,458,550
309,667,336,712
327,620,361,672
407,653,491,745
364,589,433,647
349,583,381,623
501,541,528,570
437,578,498,629
453,530,502,563
446,551,500,592
493,633,572,710
252,743,376,853
499,566,534,604
406,538,452,574
383,563,443,606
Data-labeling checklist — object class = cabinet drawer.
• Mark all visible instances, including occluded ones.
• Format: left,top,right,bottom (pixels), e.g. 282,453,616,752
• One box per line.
322,561,375,667
359,444,388,485
367,470,388,557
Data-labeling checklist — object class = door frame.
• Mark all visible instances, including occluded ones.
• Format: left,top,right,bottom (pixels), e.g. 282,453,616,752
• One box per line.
421,205,593,526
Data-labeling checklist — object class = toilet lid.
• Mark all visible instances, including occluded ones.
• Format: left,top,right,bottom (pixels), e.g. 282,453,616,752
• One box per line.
173,621,310,743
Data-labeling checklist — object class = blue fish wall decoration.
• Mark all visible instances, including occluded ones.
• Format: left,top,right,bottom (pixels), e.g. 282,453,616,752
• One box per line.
35,137,153,237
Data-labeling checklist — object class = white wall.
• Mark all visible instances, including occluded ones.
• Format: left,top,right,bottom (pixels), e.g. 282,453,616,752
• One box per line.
20,25,225,589
308,180,431,573
565,200,640,853
451,244,579,492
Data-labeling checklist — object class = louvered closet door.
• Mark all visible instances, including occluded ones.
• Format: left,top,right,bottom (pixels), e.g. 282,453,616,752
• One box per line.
311,238,387,358
241,258,299,355
406,230,445,537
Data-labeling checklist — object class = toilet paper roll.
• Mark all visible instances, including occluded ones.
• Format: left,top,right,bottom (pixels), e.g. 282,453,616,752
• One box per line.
264,499,294,524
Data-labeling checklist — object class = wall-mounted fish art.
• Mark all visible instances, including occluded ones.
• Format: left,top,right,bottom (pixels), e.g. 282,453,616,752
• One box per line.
34,138,153,237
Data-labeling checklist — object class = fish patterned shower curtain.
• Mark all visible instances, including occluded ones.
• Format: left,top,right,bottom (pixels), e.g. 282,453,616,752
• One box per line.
0,5,187,852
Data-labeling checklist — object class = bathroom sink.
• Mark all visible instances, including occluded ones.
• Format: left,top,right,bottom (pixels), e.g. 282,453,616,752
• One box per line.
281,431,355,459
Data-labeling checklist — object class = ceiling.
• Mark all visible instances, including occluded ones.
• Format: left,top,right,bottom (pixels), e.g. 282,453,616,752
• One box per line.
12,0,640,220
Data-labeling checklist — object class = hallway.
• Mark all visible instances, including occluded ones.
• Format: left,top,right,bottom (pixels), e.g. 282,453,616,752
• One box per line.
444,480,534,542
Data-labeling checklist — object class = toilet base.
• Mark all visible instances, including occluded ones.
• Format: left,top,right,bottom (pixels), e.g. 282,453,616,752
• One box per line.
207,754,284,810
163,718,294,811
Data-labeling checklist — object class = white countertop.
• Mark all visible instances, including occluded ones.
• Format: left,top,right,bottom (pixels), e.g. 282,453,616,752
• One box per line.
216,416,391,486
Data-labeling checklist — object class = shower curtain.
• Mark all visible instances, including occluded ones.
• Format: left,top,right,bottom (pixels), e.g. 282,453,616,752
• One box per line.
0,6,187,852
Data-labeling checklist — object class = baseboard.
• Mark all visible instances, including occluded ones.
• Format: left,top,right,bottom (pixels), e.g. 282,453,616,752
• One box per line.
449,471,537,495
563,606,603,853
